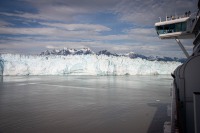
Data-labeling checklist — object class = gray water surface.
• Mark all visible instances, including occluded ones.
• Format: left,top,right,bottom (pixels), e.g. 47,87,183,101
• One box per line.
0,75,171,133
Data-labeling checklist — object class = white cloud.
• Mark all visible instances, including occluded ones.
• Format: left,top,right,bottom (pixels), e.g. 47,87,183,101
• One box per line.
0,0,196,57
0,20,13,27
23,28,150,42
40,22,111,32
0,5,88,22
0,0,197,25
0,0,119,22
113,0,196,25
0,25,193,57
0,27,99,39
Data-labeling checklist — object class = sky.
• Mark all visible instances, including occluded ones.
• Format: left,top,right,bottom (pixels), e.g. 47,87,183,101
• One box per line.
0,0,198,57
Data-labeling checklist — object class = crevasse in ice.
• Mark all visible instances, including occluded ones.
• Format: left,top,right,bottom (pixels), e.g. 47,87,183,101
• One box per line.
0,54,181,76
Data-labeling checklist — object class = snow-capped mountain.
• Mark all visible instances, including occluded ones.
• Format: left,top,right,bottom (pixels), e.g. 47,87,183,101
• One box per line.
97,50,119,56
40,48,186,63
40,48,94,56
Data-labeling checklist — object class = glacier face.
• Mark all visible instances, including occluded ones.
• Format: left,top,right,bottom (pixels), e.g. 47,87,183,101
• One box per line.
0,54,181,76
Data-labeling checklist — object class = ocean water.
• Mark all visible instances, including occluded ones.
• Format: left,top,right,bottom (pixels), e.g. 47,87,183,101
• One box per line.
0,75,172,133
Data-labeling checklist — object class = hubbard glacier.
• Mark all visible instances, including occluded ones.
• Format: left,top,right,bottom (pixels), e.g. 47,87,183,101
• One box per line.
0,51,181,76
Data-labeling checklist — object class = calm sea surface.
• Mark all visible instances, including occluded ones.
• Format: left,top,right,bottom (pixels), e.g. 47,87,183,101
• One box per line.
0,75,172,133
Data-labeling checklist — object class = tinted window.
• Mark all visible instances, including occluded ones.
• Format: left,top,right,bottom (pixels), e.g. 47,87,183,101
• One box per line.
182,22,187,31
156,26,164,34
175,23,182,32
156,22,187,35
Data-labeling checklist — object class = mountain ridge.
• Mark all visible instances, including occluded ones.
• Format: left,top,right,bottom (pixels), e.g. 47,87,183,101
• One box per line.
40,48,186,63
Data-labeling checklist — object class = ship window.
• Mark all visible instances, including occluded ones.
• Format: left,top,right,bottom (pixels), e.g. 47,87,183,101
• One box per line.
175,23,182,32
156,24,176,35
156,22,187,35
169,24,175,33
156,26,164,34
175,22,187,32
163,25,170,33
182,22,187,31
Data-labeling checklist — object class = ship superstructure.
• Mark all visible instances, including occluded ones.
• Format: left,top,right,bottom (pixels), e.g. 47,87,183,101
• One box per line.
155,2,200,133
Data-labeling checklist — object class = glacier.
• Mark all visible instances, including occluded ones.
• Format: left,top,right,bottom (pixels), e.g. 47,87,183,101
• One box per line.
0,54,181,76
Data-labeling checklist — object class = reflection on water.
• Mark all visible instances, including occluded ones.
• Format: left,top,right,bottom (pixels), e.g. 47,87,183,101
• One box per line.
0,76,2,82
0,75,172,133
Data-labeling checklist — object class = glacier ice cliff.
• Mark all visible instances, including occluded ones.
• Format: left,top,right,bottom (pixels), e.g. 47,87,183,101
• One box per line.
0,54,181,76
